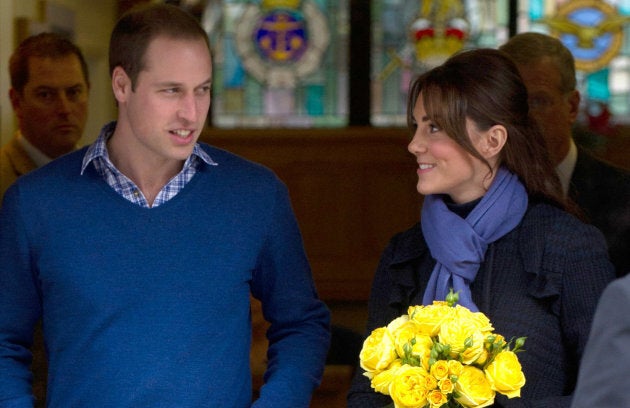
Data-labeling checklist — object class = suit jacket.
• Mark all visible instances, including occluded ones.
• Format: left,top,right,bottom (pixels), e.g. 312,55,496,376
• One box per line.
347,201,615,408
570,147,630,277
0,135,36,202
571,274,630,407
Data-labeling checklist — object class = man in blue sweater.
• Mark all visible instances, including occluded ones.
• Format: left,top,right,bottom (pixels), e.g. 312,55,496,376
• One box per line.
0,4,331,407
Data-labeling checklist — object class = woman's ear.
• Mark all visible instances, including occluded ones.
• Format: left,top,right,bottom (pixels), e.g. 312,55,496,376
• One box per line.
111,66,131,103
479,124,507,159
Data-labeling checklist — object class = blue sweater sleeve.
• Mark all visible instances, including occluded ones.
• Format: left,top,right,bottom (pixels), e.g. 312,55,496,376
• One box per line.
0,185,39,408
250,179,331,408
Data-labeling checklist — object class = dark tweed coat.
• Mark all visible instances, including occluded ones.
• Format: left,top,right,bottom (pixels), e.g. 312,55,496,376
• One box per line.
347,201,615,408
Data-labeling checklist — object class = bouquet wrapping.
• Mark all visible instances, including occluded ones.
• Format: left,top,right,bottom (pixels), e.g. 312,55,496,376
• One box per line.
359,291,526,408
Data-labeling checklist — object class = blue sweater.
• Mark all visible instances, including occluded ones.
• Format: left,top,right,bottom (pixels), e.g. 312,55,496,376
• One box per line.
0,144,331,407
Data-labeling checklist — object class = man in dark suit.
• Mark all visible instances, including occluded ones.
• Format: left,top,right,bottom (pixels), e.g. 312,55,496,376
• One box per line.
501,32,630,277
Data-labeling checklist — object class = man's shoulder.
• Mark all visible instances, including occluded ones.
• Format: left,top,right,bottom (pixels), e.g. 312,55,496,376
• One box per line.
12,148,86,190
1,137,37,200
574,147,630,186
571,147,630,213
596,274,630,316
0,136,36,173
197,142,278,181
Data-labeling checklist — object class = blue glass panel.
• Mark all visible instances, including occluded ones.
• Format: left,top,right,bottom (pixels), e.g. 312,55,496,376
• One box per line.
305,84,325,115
224,40,246,88
529,0,545,20
587,69,611,102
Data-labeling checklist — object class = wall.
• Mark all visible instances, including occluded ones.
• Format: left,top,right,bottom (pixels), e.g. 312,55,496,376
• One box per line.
0,0,117,148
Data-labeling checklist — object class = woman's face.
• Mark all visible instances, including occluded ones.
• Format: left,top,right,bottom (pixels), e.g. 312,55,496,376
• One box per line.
407,94,495,204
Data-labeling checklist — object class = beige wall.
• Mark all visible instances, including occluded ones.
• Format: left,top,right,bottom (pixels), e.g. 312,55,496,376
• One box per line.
0,0,117,148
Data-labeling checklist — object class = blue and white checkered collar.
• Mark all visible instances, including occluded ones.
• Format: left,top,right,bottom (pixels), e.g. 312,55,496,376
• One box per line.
81,121,217,174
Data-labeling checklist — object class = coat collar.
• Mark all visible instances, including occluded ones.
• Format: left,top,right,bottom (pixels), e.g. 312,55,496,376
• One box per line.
382,204,563,312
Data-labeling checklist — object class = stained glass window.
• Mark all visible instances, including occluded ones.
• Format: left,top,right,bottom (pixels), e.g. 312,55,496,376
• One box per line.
204,0,349,128
204,1,630,128
517,0,630,126
370,0,511,126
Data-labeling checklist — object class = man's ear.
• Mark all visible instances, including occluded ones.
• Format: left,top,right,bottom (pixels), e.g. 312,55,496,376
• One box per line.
567,89,580,124
479,124,507,159
111,66,131,103
9,88,21,112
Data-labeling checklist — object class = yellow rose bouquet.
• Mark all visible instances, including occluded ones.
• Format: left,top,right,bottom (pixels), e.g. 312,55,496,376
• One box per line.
359,290,526,408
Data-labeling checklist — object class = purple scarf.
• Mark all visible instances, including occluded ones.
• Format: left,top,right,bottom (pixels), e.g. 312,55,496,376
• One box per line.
421,166,528,311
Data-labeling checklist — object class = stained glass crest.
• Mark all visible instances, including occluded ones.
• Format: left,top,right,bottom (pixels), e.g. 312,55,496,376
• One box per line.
371,0,510,126
204,0,348,127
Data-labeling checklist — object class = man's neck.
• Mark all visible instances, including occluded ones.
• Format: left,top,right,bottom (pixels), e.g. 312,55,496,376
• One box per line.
105,133,184,207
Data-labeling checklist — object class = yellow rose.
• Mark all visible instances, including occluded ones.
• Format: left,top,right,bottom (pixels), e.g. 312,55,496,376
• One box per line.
454,305,494,332
484,333,506,354
389,365,430,408
489,334,506,348
475,348,489,366
408,303,456,336
391,320,433,370
388,314,411,333
424,373,438,390
359,327,398,376
391,319,421,356
430,359,450,380
485,350,526,398
448,359,463,377
370,359,403,395
439,317,486,364
454,366,495,408
413,335,434,371
427,389,448,408
438,377,454,394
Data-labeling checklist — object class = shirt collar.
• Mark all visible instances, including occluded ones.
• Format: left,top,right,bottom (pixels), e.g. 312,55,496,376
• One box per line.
17,131,54,168
555,138,578,197
81,121,217,175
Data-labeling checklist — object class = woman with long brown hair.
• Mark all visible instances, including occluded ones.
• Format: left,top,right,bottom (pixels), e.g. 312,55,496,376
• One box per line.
347,48,614,407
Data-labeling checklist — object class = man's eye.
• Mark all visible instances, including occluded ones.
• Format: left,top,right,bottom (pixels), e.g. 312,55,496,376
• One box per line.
195,86,211,96
529,96,551,109
36,91,54,100
66,87,84,100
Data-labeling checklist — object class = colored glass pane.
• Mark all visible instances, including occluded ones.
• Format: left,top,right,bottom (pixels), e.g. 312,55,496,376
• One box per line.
370,0,510,126
518,0,630,125
204,0,349,128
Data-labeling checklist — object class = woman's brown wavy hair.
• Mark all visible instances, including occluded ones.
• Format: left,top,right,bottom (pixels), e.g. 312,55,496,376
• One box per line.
407,48,573,213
